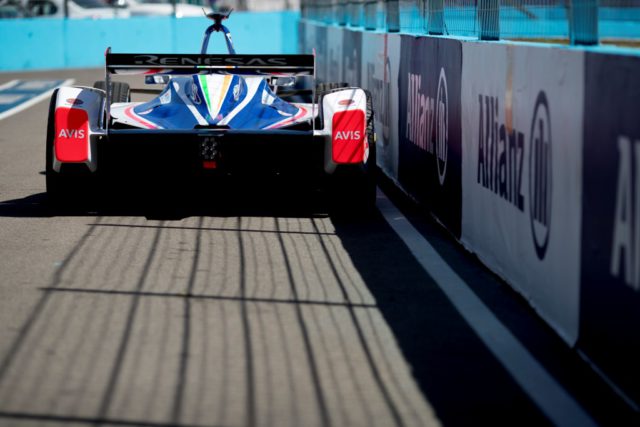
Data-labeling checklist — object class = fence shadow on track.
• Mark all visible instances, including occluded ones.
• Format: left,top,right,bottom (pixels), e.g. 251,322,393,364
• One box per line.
0,187,440,427
330,210,556,427
0,184,568,426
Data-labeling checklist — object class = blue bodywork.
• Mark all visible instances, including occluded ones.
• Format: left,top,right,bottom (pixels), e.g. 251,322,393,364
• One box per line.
111,11,309,131
129,75,302,130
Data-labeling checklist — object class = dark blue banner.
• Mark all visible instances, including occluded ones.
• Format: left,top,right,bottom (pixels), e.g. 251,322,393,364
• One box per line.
580,53,640,405
397,36,462,237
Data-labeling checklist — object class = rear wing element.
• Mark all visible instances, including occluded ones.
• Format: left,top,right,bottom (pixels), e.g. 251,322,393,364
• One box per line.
106,53,315,77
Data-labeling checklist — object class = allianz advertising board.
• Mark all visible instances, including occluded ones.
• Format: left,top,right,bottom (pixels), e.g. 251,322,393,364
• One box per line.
580,53,640,405
460,44,584,344
398,36,463,237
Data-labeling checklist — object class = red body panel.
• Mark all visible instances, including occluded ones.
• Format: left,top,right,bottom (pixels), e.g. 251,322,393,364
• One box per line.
54,107,89,163
331,109,365,164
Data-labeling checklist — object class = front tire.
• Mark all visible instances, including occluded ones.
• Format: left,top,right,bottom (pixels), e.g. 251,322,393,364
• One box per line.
45,89,66,202
315,81,349,103
93,81,131,102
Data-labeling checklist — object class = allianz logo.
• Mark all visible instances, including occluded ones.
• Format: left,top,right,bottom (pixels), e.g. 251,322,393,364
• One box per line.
405,67,449,185
611,135,640,291
477,91,552,260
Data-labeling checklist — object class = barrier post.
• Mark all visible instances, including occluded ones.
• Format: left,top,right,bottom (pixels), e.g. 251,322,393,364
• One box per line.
427,0,444,35
350,0,364,26
386,0,400,32
324,0,333,23
569,0,599,45
478,0,499,40
364,0,377,30
336,0,347,25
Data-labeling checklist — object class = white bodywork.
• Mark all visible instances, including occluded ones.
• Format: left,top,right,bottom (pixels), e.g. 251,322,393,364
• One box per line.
321,87,368,136
319,87,370,173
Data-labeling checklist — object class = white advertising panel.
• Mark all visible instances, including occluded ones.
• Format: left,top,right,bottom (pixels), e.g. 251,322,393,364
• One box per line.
361,32,401,180
461,43,585,345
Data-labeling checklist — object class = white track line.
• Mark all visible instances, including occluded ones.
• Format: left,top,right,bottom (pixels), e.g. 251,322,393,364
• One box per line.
0,79,75,122
0,80,19,91
377,188,598,427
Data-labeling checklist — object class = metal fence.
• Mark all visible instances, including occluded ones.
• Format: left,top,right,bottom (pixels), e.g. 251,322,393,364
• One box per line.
300,0,640,45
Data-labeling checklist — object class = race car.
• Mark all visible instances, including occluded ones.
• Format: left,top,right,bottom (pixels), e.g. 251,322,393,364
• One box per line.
45,11,376,211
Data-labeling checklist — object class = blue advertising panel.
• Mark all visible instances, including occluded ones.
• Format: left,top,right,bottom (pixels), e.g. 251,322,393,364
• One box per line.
580,52,640,405
397,36,462,237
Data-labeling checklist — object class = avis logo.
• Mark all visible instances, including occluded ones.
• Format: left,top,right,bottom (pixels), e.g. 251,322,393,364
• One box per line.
477,91,552,260
335,131,362,140
405,67,449,185
610,135,640,290
66,98,83,106
58,129,85,139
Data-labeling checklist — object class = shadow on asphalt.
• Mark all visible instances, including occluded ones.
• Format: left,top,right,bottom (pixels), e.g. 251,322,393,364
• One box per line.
0,187,330,220
330,211,554,427
3,184,630,426
0,185,554,427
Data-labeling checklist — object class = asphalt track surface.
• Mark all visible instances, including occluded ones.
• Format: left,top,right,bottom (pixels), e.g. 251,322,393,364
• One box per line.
0,69,637,427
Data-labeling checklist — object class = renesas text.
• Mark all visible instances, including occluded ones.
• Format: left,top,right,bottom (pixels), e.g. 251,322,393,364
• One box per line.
130,55,292,67
477,94,525,211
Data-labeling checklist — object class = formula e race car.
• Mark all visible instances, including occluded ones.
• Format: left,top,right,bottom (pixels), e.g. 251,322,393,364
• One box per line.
45,11,377,211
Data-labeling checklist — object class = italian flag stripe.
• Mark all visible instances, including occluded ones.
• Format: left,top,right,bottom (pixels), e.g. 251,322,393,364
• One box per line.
199,75,213,114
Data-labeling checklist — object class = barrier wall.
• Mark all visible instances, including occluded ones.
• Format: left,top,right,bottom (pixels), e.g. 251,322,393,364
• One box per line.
300,21,640,407
461,43,584,345
0,11,299,71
